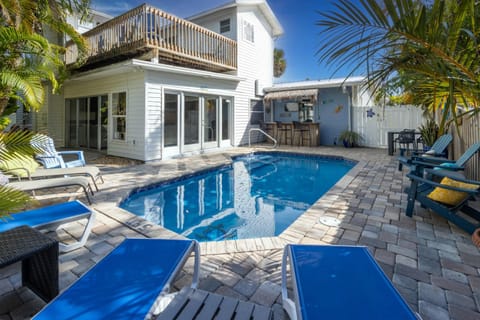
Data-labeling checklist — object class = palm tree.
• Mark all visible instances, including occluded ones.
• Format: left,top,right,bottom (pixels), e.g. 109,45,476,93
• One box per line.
0,27,65,118
316,0,480,135
0,0,89,119
274,48,287,78
0,0,91,214
0,130,37,219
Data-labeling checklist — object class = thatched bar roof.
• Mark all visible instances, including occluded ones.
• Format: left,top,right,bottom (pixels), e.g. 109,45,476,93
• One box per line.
263,89,318,103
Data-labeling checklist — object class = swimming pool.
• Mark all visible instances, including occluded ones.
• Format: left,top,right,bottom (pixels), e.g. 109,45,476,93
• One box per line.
120,152,355,242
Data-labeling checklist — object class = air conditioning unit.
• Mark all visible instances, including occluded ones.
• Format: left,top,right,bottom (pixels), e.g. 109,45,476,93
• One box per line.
254,79,263,96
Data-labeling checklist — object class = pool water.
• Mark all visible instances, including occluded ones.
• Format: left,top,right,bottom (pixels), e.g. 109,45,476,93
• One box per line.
120,152,355,242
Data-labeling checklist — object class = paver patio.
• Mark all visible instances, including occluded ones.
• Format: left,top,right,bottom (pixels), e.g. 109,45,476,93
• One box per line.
0,146,479,319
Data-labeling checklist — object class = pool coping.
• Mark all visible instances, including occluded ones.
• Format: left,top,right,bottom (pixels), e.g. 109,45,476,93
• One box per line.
95,148,366,255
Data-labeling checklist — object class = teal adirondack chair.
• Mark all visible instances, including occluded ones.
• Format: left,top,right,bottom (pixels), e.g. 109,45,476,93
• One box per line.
398,133,452,171
405,168,480,234
410,141,480,173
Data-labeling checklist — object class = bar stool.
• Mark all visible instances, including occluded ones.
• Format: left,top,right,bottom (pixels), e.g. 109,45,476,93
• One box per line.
276,121,292,145
293,121,311,146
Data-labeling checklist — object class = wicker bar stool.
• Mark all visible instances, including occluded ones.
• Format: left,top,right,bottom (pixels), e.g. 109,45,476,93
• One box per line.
293,121,311,146
276,121,292,145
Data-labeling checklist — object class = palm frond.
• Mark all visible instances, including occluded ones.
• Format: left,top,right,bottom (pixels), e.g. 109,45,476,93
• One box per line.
0,186,33,220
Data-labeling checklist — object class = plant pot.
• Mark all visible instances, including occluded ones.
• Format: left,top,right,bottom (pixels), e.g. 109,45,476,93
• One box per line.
342,139,353,148
472,228,480,248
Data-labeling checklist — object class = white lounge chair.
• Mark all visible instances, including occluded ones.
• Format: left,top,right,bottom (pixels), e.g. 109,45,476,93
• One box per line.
5,175,94,204
1,156,103,191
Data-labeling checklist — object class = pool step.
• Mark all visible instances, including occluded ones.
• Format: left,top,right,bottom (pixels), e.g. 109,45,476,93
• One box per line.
244,155,279,172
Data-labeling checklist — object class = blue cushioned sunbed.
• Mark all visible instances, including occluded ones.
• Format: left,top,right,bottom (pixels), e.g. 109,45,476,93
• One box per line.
34,238,199,320
281,245,419,320
0,201,94,252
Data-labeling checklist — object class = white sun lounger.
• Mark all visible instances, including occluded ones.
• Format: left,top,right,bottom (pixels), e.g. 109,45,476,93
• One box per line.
7,176,94,204
28,166,103,191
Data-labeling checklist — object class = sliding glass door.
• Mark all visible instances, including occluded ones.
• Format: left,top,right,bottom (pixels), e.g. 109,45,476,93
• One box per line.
163,93,232,156
66,95,108,150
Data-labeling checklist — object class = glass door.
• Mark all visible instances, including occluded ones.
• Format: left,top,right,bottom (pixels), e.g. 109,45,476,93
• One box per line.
164,93,180,156
77,98,88,147
65,95,108,150
100,95,108,150
183,95,200,152
89,97,99,149
220,98,232,147
202,97,218,149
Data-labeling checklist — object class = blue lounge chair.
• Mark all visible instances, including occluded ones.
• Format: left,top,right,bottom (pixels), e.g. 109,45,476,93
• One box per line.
406,168,480,234
398,133,452,171
0,201,95,252
34,238,200,320
281,244,419,320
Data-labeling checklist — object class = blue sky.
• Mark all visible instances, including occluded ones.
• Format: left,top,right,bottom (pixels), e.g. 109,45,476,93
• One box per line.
91,0,364,83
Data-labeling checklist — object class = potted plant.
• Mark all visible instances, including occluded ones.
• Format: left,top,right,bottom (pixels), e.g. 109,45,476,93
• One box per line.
338,130,362,148
418,119,439,151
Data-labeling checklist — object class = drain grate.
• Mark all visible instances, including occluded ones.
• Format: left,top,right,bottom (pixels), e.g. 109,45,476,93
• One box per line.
319,216,341,227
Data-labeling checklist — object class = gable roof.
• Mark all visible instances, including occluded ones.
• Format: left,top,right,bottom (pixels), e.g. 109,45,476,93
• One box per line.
187,0,283,37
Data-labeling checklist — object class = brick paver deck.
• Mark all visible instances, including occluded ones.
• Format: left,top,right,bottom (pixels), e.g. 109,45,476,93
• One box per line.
1,146,479,319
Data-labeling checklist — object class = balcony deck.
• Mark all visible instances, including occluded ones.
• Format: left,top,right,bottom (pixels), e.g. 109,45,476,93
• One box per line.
66,4,237,72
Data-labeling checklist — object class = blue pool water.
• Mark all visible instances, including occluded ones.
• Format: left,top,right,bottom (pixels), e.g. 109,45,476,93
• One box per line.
120,152,355,242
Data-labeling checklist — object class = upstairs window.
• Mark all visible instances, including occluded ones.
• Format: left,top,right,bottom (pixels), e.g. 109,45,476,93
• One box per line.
243,20,254,43
220,19,230,34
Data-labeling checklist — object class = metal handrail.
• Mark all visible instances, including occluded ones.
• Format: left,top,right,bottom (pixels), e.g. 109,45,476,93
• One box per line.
248,128,277,148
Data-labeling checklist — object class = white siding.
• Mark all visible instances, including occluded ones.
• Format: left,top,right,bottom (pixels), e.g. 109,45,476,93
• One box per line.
189,8,237,41
145,84,162,160
234,8,275,145
63,71,147,160
46,88,66,146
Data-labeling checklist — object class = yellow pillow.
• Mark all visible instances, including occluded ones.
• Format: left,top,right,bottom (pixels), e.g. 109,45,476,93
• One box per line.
427,177,478,206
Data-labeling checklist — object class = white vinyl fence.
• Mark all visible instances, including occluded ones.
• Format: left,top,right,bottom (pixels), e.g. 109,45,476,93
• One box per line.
352,105,424,148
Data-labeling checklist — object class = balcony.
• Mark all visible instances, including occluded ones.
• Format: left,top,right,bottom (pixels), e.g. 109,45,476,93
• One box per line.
66,4,237,72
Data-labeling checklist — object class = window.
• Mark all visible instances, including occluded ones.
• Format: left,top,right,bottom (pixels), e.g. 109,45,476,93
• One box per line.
112,92,126,141
220,19,230,33
243,20,254,42
250,100,264,125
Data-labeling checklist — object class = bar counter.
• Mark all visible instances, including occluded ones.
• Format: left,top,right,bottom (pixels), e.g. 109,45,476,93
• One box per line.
265,122,320,146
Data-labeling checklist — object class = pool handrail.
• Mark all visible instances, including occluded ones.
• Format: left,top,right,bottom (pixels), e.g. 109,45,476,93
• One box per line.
248,128,278,148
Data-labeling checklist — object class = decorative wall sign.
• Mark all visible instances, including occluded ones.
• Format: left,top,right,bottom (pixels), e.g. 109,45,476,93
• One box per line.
366,108,376,118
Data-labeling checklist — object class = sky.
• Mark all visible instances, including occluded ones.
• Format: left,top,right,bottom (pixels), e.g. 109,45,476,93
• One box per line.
90,0,365,83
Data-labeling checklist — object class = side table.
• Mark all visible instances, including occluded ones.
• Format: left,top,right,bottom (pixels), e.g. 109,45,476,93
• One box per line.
0,225,59,301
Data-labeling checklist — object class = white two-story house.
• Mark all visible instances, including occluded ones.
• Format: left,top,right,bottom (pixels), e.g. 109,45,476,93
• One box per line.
34,0,283,161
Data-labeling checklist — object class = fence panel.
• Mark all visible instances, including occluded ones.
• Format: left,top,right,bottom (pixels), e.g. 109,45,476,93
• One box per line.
452,114,480,180
352,105,424,148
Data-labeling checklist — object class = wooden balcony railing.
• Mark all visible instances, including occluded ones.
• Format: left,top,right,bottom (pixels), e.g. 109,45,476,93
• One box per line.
66,4,237,72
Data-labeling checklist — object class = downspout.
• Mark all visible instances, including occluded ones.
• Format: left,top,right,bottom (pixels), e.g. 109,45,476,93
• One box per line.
343,85,352,131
